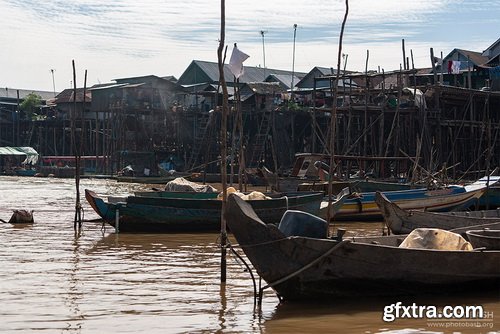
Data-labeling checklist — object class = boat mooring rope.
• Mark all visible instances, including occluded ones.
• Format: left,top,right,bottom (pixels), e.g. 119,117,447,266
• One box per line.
257,239,351,305
227,242,258,306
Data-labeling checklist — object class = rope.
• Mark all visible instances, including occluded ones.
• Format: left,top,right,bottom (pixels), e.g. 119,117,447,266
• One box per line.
257,240,350,305
227,242,258,306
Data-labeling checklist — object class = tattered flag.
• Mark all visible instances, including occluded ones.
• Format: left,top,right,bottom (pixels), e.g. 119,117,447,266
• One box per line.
228,45,249,79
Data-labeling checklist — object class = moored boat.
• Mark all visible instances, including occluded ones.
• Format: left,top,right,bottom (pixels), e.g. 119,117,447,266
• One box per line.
376,191,500,234
332,180,488,220
85,189,323,233
226,194,500,301
466,229,500,250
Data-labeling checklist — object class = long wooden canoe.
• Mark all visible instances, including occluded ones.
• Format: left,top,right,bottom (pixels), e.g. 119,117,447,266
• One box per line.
226,194,500,301
375,191,500,234
85,189,323,233
332,181,487,220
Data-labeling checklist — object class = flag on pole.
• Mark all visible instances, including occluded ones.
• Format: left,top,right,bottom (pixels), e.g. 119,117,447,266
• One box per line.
229,45,249,79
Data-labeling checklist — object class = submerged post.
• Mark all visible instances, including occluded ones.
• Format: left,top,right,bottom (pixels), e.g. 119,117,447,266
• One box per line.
115,206,120,233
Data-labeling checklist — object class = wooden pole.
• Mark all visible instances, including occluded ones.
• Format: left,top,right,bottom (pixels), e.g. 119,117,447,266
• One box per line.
72,61,85,231
384,69,402,157
327,0,349,226
16,90,20,146
238,104,245,192
467,55,472,89
378,68,386,157
363,49,369,161
402,39,406,70
229,75,238,186
217,0,229,283
440,51,444,84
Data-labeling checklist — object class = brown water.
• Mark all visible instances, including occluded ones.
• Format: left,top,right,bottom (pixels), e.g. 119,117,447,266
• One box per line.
0,176,498,333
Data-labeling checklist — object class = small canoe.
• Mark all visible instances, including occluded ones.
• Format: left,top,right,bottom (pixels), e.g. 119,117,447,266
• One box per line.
375,191,500,234
466,230,500,250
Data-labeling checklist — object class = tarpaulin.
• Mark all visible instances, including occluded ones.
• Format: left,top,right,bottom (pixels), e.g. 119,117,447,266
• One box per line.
0,147,39,164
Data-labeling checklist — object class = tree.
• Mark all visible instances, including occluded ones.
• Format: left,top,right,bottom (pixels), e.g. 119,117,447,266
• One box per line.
20,93,42,119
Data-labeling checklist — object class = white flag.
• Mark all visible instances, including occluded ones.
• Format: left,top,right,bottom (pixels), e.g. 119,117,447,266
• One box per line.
229,45,249,79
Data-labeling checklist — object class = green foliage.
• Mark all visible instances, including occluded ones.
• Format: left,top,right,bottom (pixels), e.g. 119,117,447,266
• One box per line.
20,93,42,119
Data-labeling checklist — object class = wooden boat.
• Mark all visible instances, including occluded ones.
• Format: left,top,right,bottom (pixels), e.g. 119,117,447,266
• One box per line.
226,194,500,301
318,187,350,219
332,180,488,220
261,153,415,193
85,189,323,233
478,177,500,208
116,175,181,184
14,168,37,176
466,229,500,250
376,191,500,234
261,160,412,194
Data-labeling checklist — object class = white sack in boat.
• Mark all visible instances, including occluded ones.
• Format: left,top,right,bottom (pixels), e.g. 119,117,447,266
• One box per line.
399,228,473,251
241,191,271,201
164,177,218,193
218,187,242,199
217,187,270,200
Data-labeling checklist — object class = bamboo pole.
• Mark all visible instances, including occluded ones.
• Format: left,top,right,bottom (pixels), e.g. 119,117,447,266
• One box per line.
378,69,386,157
72,61,85,231
363,49,369,161
229,75,239,186
384,69,402,157
238,103,245,192
402,39,406,70
217,0,229,283
326,0,349,226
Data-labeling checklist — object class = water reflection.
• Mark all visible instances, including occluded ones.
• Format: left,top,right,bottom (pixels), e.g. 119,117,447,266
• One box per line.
65,230,83,333
0,176,498,333
264,291,500,333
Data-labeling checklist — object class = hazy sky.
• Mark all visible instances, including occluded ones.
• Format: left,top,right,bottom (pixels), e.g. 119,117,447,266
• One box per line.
1,0,499,92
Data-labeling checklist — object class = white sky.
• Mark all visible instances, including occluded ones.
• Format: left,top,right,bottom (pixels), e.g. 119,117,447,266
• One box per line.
1,0,499,92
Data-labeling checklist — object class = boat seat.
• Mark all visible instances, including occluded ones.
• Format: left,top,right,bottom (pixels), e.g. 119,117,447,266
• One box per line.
278,210,328,238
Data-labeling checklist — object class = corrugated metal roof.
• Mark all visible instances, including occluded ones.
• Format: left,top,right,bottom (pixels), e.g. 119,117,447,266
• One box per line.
55,88,92,103
456,49,489,66
483,37,500,57
180,60,307,85
0,88,56,100
89,83,129,91
121,83,146,88
265,74,301,89
246,82,283,94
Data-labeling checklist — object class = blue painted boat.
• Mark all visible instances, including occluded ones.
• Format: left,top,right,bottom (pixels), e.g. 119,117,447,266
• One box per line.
331,179,489,220
14,168,37,176
85,189,323,233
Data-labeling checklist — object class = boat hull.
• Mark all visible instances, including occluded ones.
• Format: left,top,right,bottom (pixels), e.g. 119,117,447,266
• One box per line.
466,230,500,250
226,195,500,301
376,191,500,234
334,185,485,220
85,189,323,233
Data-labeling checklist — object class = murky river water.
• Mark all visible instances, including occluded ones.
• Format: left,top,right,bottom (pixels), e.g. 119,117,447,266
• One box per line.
0,176,498,333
